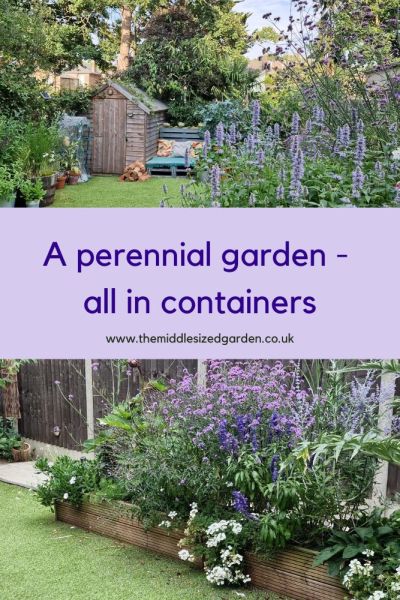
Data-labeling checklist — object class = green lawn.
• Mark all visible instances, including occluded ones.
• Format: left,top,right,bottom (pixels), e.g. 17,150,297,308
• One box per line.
51,176,183,208
0,482,282,600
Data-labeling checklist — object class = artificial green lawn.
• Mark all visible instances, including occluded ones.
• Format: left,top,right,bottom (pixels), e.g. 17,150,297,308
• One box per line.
0,482,283,600
51,175,182,208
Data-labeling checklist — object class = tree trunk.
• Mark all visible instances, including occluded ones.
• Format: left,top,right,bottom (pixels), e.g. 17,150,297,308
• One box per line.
1,360,21,420
117,5,133,72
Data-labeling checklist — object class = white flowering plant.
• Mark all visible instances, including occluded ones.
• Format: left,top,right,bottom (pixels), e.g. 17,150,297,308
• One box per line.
343,558,400,599
315,508,400,574
35,456,101,509
177,506,254,587
315,508,400,598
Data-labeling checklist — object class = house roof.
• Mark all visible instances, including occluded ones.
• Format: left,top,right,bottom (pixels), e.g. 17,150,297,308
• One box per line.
95,80,168,114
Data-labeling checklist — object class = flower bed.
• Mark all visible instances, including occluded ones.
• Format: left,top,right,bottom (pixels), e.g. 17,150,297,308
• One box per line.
55,499,344,600
36,361,400,598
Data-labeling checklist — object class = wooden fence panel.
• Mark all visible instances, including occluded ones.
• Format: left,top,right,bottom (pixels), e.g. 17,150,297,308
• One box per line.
92,359,198,422
19,360,87,450
18,359,198,449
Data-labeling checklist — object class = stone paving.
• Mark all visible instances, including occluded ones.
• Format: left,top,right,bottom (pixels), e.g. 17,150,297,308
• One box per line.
0,460,47,490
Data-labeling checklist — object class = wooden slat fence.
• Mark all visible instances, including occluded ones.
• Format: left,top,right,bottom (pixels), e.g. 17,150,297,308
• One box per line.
17,359,197,450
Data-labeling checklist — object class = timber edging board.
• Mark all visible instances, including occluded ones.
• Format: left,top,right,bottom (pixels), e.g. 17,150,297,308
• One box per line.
55,501,344,600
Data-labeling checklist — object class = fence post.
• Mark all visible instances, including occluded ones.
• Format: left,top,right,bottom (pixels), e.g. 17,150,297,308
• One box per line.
372,371,396,503
85,359,95,440
197,360,207,387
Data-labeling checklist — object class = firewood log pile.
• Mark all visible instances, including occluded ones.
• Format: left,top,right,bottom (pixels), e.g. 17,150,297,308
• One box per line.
119,161,150,182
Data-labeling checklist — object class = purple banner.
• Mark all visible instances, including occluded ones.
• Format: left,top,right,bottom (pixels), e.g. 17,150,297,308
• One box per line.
0,208,399,358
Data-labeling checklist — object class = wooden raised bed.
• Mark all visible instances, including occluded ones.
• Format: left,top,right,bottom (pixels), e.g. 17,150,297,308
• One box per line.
55,501,344,600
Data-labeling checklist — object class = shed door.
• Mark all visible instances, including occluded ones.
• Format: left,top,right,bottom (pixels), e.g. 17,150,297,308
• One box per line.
93,98,127,174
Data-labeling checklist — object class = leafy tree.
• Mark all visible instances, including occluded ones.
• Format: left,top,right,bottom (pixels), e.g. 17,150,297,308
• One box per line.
124,2,257,123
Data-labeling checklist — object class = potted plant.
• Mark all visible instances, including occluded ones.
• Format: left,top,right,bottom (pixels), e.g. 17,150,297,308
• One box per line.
56,170,68,190
12,441,31,462
24,122,61,206
67,165,81,185
62,137,81,185
0,166,17,208
19,178,45,208
38,154,59,206
0,419,26,461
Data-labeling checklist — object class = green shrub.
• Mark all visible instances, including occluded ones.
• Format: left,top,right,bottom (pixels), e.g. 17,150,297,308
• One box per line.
35,456,101,508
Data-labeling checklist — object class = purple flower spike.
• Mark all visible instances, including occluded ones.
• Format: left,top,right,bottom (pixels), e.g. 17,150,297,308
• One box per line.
290,149,304,202
216,122,225,147
252,100,261,130
276,184,285,201
374,161,384,178
356,119,364,134
355,134,366,165
340,124,351,147
257,148,265,167
291,112,300,135
210,165,221,200
271,454,280,482
352,166,365,198
229,123,237,145
247,134,256,154
232,490,251,518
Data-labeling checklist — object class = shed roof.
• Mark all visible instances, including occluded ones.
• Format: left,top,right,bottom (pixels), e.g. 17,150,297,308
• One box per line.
95,80,168,114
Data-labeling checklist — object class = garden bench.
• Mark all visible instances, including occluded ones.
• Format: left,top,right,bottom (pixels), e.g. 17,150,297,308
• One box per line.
146,127,203,177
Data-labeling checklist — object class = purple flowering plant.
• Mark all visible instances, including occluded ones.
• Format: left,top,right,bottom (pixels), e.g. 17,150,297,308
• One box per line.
36,359,398,570
181,103,400,207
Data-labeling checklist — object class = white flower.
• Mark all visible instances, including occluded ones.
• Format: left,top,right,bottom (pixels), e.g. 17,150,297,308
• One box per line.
63,493,69,500
158,520,171,529
188,502,198,521
362,549,375,557
391,581,400,592
206,532,226,547
178,549,194,562
69,476,77,485
168,511,177,519
366,592,386,600
231,522,242,535
392,148,400,161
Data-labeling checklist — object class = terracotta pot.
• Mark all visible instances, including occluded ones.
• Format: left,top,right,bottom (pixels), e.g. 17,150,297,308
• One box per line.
12,442,31,462
56,176,68,190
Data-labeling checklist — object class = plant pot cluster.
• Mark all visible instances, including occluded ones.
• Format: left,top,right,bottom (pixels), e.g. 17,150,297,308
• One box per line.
0,122,84,209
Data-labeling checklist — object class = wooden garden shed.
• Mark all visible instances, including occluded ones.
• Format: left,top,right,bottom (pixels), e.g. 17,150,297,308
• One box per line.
91,81,168,174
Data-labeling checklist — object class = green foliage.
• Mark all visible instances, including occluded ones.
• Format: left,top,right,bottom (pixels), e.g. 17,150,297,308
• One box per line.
47,89,94,118
35,456,101,508
23,122,62,177
19,178,45,203
291,431,400,467
125,3,257,125
315,508,400,575
199,100,252,134
0,419,21,459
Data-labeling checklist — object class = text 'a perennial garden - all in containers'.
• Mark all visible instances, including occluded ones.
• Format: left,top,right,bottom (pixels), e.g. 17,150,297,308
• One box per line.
34,360,400,600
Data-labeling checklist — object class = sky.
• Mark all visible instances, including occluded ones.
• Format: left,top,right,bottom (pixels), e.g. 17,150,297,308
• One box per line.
236,0,291,58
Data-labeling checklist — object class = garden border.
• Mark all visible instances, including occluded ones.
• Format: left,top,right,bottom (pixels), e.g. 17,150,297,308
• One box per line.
55,500,344,600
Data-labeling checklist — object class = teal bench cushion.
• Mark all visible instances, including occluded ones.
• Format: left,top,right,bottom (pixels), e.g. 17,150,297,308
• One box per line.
146,156,195,168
